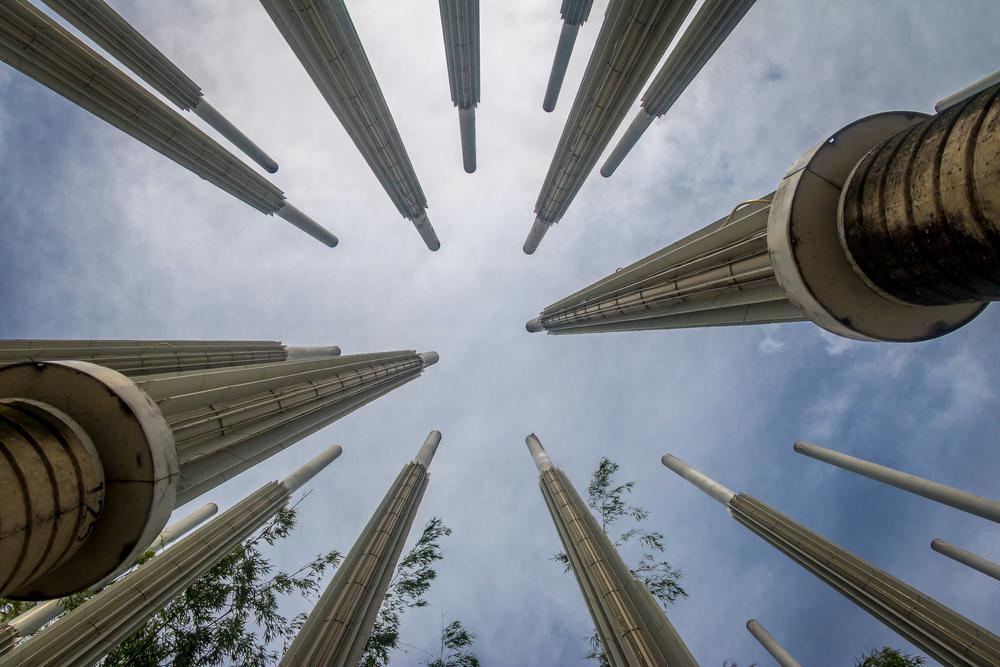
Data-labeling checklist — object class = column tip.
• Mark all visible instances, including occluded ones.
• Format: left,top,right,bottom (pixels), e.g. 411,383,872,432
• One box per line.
523,217,551,255
282,444,343,492
526,433,553,472
526,318,543,333
420,351,439,367
661,453,735,505
415,430,442,468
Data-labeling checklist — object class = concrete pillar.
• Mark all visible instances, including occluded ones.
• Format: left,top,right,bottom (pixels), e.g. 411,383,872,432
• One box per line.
746,619,801,667
0,1,335,246
280,432,439,666
0,446,342,667
931,539,1000,583
0,503,217,656
529,84,996,339
284,345,342,360
794,441,1000,524
260,0,436,250
530,435,697,667
527,0,697,253
439,0,480,173
525,198,804,333
0,339,288,376
0,344,436,597
601,0,757,177
662,453,1000,665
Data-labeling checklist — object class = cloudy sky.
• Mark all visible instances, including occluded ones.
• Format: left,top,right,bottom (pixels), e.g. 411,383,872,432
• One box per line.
2,1,1000,664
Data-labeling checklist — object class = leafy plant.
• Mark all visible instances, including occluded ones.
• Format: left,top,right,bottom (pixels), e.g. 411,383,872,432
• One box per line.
854,647,926,667
426,619,479,667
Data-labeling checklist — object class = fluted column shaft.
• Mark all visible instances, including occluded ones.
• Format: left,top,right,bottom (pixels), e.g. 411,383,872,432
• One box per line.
532,438,696,667
439,0,480,173
0,1,335,245
280,432,438,666
730,494,1000,665
601,0,756,176
259,0,437,249
0,447,340,667
0,339,287,376
528,0,695,252
529,197,804,333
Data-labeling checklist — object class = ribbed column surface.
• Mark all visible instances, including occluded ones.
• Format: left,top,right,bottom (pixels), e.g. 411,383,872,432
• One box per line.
39,0,202,109
0,482,289,667
641,0,755,115
539,468,697,667
132,350,429,502
439,0,479,110
259,0,429,221
533,0,695,227
840,82,1000,306
532,197,804,333
730,494,1000,666
0,2,287,214
281,463,429,666
561,0,595,25
0,339,287,377
0,0,286,214
0,399,104,598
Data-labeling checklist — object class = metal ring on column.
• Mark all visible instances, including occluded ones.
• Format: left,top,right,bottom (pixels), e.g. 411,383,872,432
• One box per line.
0,361,178,599
767,112,986,342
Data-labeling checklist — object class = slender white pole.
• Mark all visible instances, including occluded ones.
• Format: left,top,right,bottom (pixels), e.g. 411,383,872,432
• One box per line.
747,619,802,667
935,69,1000,111
794,441,1000,523
601,110,655,177
275,202,339,247
192,98,279,173
525,433,553,472
523,217,551,255
459,108,476,173
282,444,344,493
414,430,441,468
543,22,580,112
931,539,1000,583
661,454,735,505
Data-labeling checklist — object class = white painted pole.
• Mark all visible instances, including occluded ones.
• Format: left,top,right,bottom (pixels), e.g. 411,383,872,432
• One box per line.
525,433,553,472
543,22,580,112
459,108,476,173
192,98,279,173
661,454,735,505
601,110,655,177
523,217,551,255
931,539,1000,583
414,430,441,468
282,444,344,494
410,214,441,251
275,202,339,247
935,69,1000,111
747,619,802,667
794,441,1000,524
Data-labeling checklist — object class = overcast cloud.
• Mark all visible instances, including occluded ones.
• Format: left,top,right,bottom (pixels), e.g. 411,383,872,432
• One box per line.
1,1,999,665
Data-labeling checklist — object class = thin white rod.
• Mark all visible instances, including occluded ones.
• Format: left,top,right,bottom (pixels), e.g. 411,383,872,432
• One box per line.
931,539,1000,583
661,454,735,505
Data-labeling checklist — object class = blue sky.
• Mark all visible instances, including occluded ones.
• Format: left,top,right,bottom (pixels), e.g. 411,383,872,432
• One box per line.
1,1,999,665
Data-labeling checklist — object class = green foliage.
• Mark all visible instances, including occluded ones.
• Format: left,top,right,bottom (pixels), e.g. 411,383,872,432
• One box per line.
555,457,688,665
854,647,926,667
0,599,33,624
359,517,452,667
426,619,479,667
99,504,340,667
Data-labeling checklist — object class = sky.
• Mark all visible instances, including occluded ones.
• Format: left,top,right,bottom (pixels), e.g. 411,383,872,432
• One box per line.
1,1,1000,665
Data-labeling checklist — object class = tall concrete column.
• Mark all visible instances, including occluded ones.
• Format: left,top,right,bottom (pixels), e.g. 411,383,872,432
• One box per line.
542,0,594,112
439,0,480,173
526,0,696,254
931,539,1000,583
0,339,289,376
529,82,999,339
0,1,336,247
259,0,439,250
0,342,437,599
794,441,1000,523
39,0,279,172
280,431,440,666
601,0,757,177
528,435,698,667
745,619,801,667
662,454,1000,666
0,445,341,667
0,503,217,656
